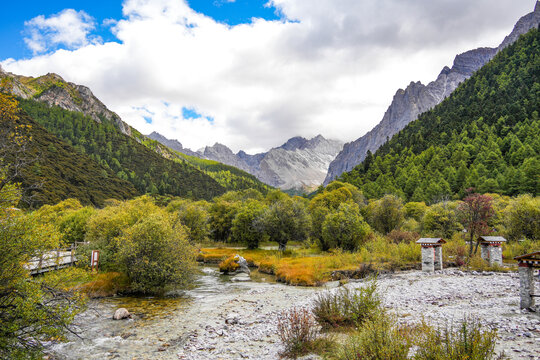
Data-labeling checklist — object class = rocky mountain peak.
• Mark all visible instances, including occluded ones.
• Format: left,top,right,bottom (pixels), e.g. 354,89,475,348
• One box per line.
279,136,308,151
498,1,540,51
0,70,132,135
148,131,183,150
153,134,343,191
208,143,234,154
451,47,498,76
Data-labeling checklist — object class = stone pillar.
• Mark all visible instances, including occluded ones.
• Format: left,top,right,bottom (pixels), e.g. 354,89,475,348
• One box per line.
433,245,443,270
488,245,502,266
480,243,489,262
519,264,535,309
421,246,435,272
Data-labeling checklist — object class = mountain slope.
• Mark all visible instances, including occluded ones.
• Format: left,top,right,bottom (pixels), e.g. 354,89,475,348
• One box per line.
0,95,138,207
340,27,540,201
146,132,272,193
18,98,226,200
0,68,273,197
325,2,540,185
0,70,132,135
196,135,344,191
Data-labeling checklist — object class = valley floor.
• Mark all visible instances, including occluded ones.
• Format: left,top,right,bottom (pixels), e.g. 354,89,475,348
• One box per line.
178,270,540,360
50,268,540,360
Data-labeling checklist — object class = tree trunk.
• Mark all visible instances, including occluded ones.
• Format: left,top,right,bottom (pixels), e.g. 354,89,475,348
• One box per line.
473,238,481,255
468,231,474,257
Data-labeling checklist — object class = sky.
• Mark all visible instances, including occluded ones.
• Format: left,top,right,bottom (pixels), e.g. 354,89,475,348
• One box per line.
0,0,535,153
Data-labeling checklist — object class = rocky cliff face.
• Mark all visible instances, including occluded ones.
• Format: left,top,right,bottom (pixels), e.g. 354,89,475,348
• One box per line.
151,133,343,190
324,2,540,185
0,71,132,135
200,135,343,190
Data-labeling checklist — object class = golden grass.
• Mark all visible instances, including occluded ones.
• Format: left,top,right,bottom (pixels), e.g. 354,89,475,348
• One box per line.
41,267,130,298
199,237,422,286
73,271,130,298
218,255,240,273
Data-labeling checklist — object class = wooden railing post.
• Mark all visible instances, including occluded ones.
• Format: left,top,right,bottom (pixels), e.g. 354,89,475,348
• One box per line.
38,254,43,274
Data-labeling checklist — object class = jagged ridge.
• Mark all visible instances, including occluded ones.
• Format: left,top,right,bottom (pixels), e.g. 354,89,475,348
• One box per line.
324,2,540,185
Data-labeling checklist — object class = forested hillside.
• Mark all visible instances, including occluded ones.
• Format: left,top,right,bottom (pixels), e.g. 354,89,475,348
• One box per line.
138,135,272,193
19,99,226,200
0,94,138,207
340,28,540,202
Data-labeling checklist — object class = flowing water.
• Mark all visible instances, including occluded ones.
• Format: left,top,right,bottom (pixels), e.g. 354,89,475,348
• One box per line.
48,266,280,360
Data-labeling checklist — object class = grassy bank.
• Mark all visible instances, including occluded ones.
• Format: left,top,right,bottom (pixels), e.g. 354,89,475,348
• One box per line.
198,235,534,286
41,268,130,298
198,236,421,286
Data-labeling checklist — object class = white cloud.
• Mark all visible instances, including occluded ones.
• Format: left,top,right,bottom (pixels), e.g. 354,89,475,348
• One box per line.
23,9,100,54
3,0,534,153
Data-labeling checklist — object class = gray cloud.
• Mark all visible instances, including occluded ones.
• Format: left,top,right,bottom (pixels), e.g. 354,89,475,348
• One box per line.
2,0,535,152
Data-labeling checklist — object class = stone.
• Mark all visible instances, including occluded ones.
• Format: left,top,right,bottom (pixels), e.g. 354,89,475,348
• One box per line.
231,273,251,282
225,313,239,325
234,254,251,275
113,308,131,320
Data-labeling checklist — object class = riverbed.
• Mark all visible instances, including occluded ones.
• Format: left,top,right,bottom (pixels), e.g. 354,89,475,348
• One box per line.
48,267,539,360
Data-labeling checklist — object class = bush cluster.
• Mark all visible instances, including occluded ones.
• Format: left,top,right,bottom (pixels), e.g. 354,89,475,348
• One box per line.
312,280,380,329
277,280,505,360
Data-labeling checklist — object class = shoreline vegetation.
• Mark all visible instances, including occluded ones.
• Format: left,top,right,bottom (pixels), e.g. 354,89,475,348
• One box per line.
28,183,539,297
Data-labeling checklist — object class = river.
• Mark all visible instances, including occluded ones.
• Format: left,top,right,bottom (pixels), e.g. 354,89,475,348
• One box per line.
47,266,317,359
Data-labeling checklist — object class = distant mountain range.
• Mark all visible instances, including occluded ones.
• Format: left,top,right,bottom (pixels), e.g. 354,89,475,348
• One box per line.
324,1,540,185
148,132,343,191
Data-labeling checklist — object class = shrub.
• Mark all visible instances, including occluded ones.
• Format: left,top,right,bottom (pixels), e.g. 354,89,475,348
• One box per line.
404,201,428,221
368,195,404,234
321,203,371,251
312,279,381,329
503,238,538,261
422,202,461,239
414,318,503,360
117,212,195,294
277,307,320,359
177,201,210,243
504,195,539,241
334,315,410,360
219,255,240,273
231,200,267,249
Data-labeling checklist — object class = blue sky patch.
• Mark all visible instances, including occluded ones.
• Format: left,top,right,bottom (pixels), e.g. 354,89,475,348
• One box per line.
188,0,281,25
182,107,214,123
143,116,153,124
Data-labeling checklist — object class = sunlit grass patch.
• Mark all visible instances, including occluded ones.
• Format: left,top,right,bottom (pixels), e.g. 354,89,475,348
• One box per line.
198,237,423,286
74,272,130,298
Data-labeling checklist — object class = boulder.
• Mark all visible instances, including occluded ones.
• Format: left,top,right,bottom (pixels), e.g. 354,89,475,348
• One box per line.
113,308,131,320
234,254,251,275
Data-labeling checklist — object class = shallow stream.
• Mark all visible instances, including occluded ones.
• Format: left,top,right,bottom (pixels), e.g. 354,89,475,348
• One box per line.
48,266,283,359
